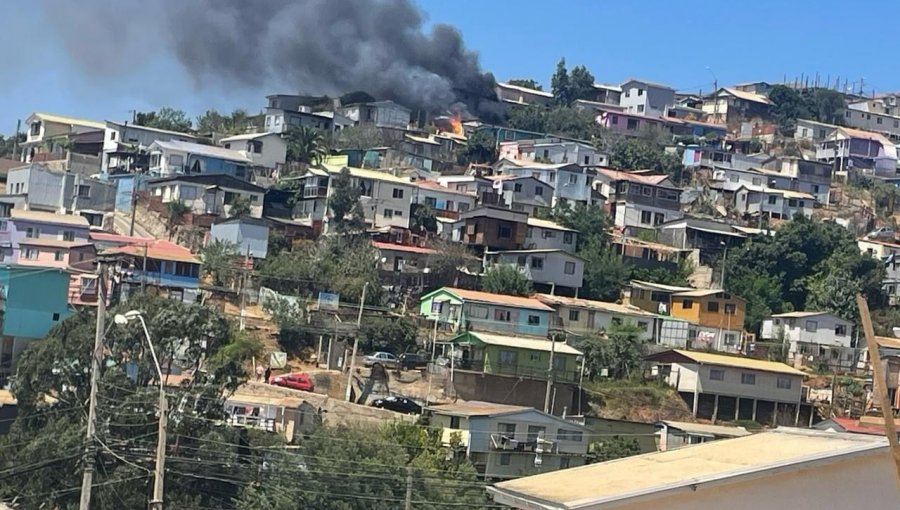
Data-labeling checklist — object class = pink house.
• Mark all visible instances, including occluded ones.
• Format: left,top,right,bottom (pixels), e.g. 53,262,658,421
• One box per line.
596,110,666,134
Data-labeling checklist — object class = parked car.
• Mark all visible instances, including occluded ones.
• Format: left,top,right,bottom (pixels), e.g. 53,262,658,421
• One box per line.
398,352,429,371
363,351,398,369
270,372,314,392
370,396,422,415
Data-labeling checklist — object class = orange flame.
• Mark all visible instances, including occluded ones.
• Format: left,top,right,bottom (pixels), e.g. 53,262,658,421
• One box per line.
449,115,463,135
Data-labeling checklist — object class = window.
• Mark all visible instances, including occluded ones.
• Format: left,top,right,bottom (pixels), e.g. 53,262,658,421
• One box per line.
180,185,198,200
637,88,644,96
707,301,719,313
0,221,6,231
393,209,403,217
805,320,818,332
527,425,546,443
80,277,97,295
424,196,437,207
530,257,544,270
637,321,649,331
52,312,60,321
642,186,653,196
498,225,512,239
76,185,90,198
499,423,516,436
788,199,797,207
568,310,580,321
383,209,394,219
724,333,737,345
494,309,512,322
109,130,117,141
710,368,725,381
450,416,460,429
528,315,541,325
637,104,645,113
724,303,736,315
835,324,848,336
535,186,543,196
557,429,583,442
468,304,489,319
611,114,619,125
777,377,793,390
768,195,777,205
656,189,679,201
62,231,75,242
741,373,756,385
627,119,639,130
499,453,511,466
583,155,590,165
568,174,577,185
30,122,41,136
392,188,404,199
653,213,665,226
877,117,883,125
53,251,63,262
514,183,522,192
564,261,576,274
564,232,573,244
23,248,38,260
498,349,517,364
430,301,443,314
25,227,39,239
542,229,556,239
611,317,622,326
682,299,694,309
525,227,533,238
640,211,652,225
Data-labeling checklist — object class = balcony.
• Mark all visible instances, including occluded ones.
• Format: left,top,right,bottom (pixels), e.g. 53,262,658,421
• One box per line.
489,433,556,453
456,359,580,384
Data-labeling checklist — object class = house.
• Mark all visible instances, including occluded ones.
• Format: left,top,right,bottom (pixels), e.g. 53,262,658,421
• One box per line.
571,416,657,454
322,165,415,231
484,249,585,293
813,416,900,437
147,140,253,180
435,174,496,201
0,208,93,266
682,146,775,171
765,157,833,204
816,127,897,179
494,159,599,208
610,235,690,277
20,112,105,164
426,401,590,480
858,236,900,260
656,217,747,266
645,349,805,424
733,81,774,96
618,79,675,117
219,132,287,174
337,100,411,130
5,163,117,222
589,83,623,105
372,241,437,290
148,174,266,219
655,420,750,451
536,294,660,341
494,82,554,107
760,312,856,372
702,88,774,125
883,253,900,306
420,287,553,337
596,110,667,135
793,118,837,144
102,239,201,303
489,175,555,215
845,99,900,140
498,138,608,167
732,184,815,221
102,121,198,174
276,168,329,232
449,206,528,253
413,180,475,220
489,429,897,510
209,216,270,259
0,266,73,385
522,218,577,253
663,117,728,139
595,169,683,235
264,106,347,134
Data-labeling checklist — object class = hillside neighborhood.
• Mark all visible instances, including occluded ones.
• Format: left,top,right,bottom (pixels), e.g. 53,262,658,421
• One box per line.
3,3,900,509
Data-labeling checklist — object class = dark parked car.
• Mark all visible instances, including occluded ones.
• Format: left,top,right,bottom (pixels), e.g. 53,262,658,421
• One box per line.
398,352,429,371
370,396,423,415
270,373,315,392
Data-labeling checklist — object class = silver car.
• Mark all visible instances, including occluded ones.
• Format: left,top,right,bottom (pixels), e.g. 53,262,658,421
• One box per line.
363,351,398,369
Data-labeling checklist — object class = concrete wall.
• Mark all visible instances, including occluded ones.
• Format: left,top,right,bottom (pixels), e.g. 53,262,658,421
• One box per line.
674,362,802,403
488,252,584,289
524,225,576,252
450,371,577,416
553,305,655,341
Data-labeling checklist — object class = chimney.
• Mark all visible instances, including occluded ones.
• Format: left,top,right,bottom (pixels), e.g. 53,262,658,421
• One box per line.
621,286,632,307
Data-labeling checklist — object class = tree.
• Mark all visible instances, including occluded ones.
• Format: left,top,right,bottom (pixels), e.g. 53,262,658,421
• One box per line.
166,200,190,233
334,124,385,150
135,107,193,133
803,88,845,125
547,202,611,251
327,167,366,231
286,126,328,165
0,295,262,509
605,136,682,179
506,105,547,133
551,58,571,105
588,436,642,463
361,316,418,353
411,203,438,234
458,129,496,164
0,132,24,158
228,195,253,218
423,239,478,289
200,238,240,287
768,85,809,136
196,108,253,136
545,106,602,140
580,241,630,301
481,264,533,296
568,65,596,103
576,321,646,380
507,79,543,91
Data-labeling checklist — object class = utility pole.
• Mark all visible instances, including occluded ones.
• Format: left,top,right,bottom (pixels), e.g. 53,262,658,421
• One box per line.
720,242,728,289
345,282,368,401
151,380,168,510
79,260,108,510
404,466,413,510
13,120,20,162
544,333,557,413
239,246,251,331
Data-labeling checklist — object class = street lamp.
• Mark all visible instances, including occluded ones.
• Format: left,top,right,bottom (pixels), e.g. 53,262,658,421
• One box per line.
114,310,166,510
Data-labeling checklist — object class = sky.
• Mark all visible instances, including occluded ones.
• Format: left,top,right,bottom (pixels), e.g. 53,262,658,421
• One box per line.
1,0,898,136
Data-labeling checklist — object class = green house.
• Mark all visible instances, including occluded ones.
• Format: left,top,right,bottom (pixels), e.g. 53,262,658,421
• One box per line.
449,330,582,383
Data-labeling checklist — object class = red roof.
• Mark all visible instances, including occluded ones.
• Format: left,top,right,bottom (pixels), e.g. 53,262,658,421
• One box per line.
372,241,437,255
102,239,199,264
90,232,154,245
829,417,886,436
441,287,553,311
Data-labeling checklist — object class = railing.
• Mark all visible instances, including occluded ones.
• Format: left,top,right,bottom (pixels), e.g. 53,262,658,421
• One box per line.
456,359,580,383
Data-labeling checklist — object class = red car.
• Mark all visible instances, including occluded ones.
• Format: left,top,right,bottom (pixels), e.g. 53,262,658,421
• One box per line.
270,373,315,392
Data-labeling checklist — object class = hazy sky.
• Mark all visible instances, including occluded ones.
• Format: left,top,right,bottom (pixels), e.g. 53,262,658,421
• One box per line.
1,0,896,135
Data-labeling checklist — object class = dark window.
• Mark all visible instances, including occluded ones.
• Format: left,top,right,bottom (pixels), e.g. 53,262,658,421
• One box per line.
653,213,665,226
682,299,693,309
527,315,541,325
741,373,756,385
710,369,725,381
535,186,543,196
835,324,848,336
724,303,736,315
640,211,652,225
52,313,60,321
450,416,460,428
564,232,574,244
627,119,639,130
514,183,522,192
568,310,580,321
392,188,404,199
530,257,544,270
707,301,719,313
498,225,512,239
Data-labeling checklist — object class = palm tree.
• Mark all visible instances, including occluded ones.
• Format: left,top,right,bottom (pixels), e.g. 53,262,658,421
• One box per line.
286,126,328,165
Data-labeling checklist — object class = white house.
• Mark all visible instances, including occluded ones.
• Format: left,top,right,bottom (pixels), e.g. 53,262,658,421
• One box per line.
337,100,411,129
494,83,554,107
219,132,287,174
147,174,265,218
523,218,577,253
859,237,900,259
494,158,600,208
484,249,584,293
435,174,495,197
595,169,683,233
323,165,414,230
489,430,897,510
760,311,856,371
426,401,590,480
536,294,660,341
490,175,554,214
413,180,475,219
618,79,675,117
102,121,198,173
21,112,105,162
498,138,608,167
733,185,814,220
147,140,253,180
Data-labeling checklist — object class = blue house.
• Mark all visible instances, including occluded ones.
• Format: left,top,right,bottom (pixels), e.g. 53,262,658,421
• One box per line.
419,287,553,337
210,216,270,259
148,140,252,180
102,239,201,304
0,266,72,384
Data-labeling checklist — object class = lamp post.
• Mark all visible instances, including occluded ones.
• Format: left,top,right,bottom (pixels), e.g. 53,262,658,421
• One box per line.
114,310,166,510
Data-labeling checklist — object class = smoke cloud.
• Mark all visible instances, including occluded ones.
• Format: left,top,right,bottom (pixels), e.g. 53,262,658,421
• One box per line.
43,0,495,110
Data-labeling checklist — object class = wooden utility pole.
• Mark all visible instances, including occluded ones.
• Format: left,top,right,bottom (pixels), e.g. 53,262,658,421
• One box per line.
855,294,900,485
544,334,557,413
404,466,413,510
79,260,108,510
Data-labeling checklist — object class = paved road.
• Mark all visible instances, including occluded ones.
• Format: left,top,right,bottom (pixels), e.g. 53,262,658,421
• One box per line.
112,210,153,238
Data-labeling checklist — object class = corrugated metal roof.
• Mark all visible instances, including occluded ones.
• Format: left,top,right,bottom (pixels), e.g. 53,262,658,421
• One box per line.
425,401,532,417
659,420,751,438
536,294,659,318
650,349,806,376
31,112,105,130
438,287,553,311
526,217,575,232
10,209,90,227
152,140,252,163
719,87,774,105
463,331,583,356
496,82,554,98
